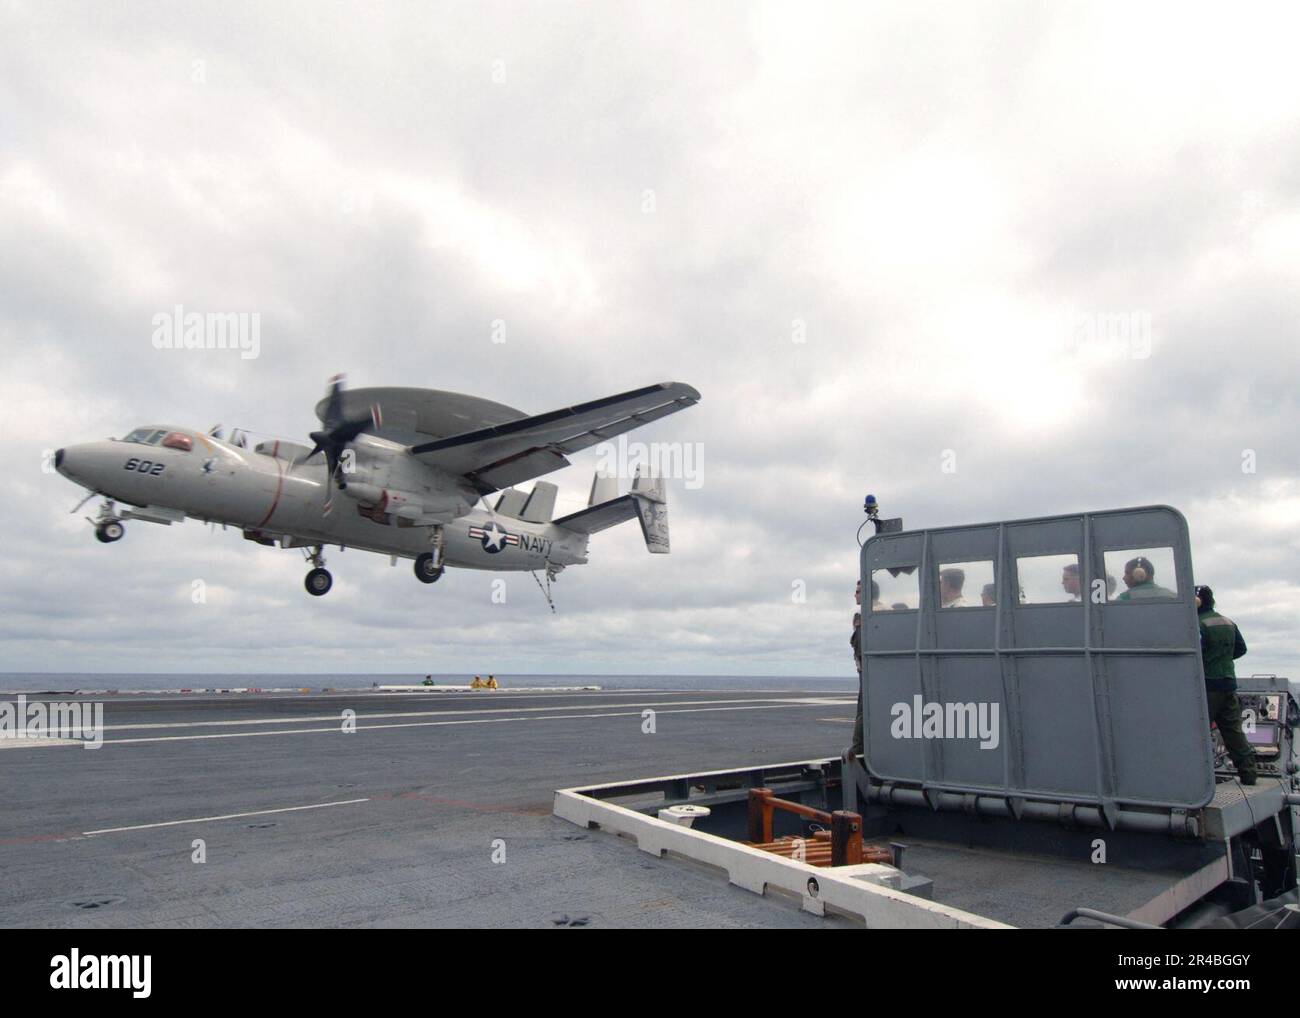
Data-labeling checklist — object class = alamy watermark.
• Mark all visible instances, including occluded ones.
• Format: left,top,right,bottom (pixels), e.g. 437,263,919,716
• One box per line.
890,696,999,750
50,950,150,998
1064,310,1152,360
594,434,704,489
151,305,261,360
0,695,103,748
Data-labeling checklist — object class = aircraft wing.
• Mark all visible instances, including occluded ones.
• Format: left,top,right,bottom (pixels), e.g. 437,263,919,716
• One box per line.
408,382,700,493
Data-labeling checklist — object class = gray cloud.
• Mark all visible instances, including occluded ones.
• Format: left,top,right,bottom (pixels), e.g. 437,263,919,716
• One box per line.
2,1,1298,679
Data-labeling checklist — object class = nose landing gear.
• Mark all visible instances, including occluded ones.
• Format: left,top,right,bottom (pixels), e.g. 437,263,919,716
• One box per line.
95,520,125,543
305,568,333,595
303,545,333,596
88,501,125,543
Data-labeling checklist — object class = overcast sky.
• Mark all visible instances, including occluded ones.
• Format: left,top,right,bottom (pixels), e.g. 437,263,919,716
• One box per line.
2,1,1297,678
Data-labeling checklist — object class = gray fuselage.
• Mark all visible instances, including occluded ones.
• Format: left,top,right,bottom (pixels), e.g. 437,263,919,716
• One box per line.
55,426,590,571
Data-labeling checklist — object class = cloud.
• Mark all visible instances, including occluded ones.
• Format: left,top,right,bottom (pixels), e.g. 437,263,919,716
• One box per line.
2,1,1298,679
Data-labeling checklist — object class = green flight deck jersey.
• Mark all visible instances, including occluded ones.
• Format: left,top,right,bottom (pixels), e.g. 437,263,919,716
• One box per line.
1198,607,1247,692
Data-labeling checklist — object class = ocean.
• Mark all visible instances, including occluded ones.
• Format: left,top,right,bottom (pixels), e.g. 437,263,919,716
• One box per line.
0,673,857,694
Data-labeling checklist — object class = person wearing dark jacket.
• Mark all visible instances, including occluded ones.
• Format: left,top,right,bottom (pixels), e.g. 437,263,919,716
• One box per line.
844,581,864,763
1196,584,1256,785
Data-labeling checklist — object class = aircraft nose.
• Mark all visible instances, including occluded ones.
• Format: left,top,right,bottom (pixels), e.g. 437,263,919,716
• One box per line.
54,445,85,481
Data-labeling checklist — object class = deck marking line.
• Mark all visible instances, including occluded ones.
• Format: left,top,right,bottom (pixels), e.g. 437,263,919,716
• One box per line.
83,797,371,835
91,702,831,745
92,696,845,732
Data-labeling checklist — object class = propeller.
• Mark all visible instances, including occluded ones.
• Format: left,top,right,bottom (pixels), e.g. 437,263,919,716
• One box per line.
298,374,382,511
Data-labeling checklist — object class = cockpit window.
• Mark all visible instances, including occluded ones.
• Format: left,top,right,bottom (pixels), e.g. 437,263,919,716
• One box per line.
161,432,193,452
122,428,168,446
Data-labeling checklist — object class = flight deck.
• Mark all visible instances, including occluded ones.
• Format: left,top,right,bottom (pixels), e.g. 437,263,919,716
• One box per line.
0,686,857,929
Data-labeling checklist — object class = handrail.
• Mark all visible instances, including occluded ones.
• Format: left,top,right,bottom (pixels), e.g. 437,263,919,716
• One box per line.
746,787,889,867
1057,907,1162,929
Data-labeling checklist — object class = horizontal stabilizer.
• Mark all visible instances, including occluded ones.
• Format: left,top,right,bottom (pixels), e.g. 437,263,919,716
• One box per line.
553,467,669,553
553,495,639,536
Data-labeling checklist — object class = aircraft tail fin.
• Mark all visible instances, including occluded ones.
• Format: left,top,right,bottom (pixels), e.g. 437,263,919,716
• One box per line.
629,466,668,553
588,470,618,507
518,481,558,523
496,482,560,522
552,467,669,553
494,489,528,517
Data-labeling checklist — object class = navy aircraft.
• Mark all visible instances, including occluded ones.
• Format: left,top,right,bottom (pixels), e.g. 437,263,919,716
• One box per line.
54,378,699,596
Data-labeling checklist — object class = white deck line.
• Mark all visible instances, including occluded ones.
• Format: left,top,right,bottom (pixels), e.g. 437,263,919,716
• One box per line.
91,695,851,732
83,798,372,835
19,702,833,747
553,758,1011,930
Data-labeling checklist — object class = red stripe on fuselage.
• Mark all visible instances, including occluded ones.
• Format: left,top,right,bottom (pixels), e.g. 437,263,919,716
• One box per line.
256,457,286,528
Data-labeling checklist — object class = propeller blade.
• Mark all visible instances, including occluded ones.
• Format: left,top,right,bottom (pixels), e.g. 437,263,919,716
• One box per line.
320,373,346,429
293,450,319,468
303,375,377,514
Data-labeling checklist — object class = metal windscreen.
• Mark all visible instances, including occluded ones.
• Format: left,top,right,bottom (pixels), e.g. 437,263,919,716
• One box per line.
859,505,1215,810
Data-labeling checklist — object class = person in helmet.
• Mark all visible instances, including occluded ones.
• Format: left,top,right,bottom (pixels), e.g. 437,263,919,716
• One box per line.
1116,556,1175,600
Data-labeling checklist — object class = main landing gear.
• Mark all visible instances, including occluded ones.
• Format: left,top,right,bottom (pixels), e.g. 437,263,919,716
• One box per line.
413,552,444,584
413,525,446,584
301,526,446,595
304,545,333,596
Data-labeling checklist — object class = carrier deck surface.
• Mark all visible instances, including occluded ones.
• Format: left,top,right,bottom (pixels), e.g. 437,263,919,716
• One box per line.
0,687,858,928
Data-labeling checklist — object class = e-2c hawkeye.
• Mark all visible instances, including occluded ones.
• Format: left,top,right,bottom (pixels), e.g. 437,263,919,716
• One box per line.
54,377,699,596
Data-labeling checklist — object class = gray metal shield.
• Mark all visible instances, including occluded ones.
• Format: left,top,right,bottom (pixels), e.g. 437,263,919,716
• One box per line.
859,505,1216,811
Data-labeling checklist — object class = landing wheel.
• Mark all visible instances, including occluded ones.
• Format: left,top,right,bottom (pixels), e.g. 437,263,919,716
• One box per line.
305,567,333,596
95,521,125,543
414,553,444,584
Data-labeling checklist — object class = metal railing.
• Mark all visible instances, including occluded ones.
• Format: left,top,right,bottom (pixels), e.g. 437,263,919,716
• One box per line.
745,787,893,868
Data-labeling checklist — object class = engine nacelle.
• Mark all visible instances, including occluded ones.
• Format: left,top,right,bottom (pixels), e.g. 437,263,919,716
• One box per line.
337,435,478,525
341,482,469,525
339,480,387,507
255,438,316,462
